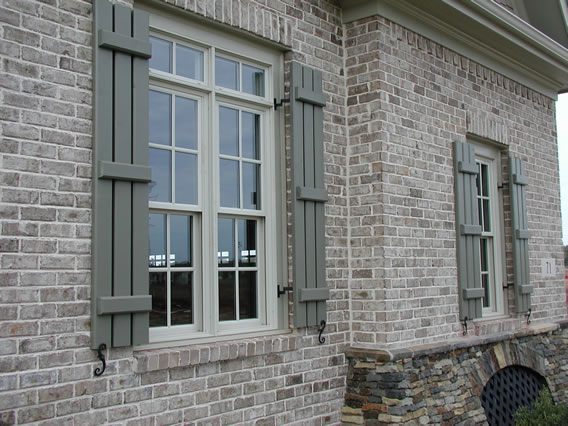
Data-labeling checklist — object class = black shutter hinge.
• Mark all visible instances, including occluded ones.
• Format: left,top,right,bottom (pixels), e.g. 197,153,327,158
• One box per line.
277,285,293,297
94,343,107,376
462,317,469,336
274,98,290,110
526,308,532,325
318,320,326,344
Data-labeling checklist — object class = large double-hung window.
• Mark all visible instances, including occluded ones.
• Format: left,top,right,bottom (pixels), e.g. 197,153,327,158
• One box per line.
146,13,284,343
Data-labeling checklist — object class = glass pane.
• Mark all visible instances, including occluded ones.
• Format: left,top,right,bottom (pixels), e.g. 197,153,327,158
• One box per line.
176,44,203,81
219,271,236,321
149,213,166,267
476,163,481,196
215,56,239,90
170,215,192,267
239,271,257,319
242,162,259,210
175,97,198,150
218,217,235,267
481,164,489,196
242,112,259,160
149,148,171,202
482,273,490,308
150,272,167,327
238,219,256,267
242,64,264,96
175,152,197,205
220,159,239,208
149,90,171,146
478,198,483,231
219,107,239,156
149,37,172,73
480,238,488,272
171,272,193,325
483,199,491,232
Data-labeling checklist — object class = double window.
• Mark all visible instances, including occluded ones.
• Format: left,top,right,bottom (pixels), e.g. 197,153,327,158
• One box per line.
146,15,284,343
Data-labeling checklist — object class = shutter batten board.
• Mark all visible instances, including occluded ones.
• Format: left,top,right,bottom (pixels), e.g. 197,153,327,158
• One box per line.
510,157,532,313
291,62,329,328
92,0,151,349
454,141,483,320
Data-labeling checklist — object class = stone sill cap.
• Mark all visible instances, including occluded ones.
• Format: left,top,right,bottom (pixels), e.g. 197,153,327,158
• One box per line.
346,320,568,362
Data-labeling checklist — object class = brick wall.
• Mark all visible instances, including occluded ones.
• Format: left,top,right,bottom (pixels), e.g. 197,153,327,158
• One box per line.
0,0,349,424
345,15,567,347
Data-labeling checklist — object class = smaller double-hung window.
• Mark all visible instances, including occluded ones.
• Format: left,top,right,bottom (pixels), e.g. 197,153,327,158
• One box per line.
473,143,505,316
145,10,284,344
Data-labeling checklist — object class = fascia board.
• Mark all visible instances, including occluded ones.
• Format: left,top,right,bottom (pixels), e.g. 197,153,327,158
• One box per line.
340,0,568,96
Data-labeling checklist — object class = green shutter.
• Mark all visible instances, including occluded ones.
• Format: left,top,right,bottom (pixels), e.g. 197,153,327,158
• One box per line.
91,0,152,349
510,157,532,313
291,62,329,328
454,141,483,320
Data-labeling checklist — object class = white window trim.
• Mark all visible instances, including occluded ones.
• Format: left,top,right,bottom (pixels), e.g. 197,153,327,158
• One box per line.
141,3,287,347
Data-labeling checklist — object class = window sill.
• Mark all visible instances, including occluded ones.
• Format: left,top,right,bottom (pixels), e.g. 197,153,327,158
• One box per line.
133,329,298,373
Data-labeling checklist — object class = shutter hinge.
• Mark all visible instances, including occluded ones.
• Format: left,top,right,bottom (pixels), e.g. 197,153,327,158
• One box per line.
462,317,469,336
526,308,532,325
94,343,107,377
318,320,326,344
277,285,293,297
274,98,290,110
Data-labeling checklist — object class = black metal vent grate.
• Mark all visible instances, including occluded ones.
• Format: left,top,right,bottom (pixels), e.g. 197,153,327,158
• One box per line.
481,365,548,426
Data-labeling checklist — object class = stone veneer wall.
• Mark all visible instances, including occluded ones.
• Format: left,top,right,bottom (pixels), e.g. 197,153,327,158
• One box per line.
342,321,568,425
345,15,566,347
0,0,349,424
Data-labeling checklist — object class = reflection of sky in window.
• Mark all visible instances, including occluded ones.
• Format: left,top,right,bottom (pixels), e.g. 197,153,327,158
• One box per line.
149,37,172,73
219,107,238,156
149,213,166,266
215,56,239,90
149,90,171,146
176,44,203,81
220,159,239,207
175,97,197,150
242,112,259,160
149,148,171,202
218,217,235,266
171,215,191,267
242,64,264,96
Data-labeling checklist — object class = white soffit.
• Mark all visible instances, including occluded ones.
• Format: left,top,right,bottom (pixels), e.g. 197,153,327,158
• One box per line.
340,0,568,97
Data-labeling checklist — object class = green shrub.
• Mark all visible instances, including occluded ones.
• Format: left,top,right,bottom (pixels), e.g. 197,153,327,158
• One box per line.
514,389,568,426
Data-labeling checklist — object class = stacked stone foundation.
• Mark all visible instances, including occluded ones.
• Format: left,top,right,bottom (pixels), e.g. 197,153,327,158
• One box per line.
343,321,568,424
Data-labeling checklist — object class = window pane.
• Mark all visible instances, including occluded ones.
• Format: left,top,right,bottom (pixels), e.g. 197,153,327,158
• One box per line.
242,64,264,96
478,198,483,231
175,152,197,205
176,44,203,81
220,159,239,208
170,215,192,267
150,272,167,327
242,162,259,210
171,272,193,325
482,273,490,308
216,56,239,90
149,90,171,146
219,107,239,156
149,148,171,202
175,97,198,150
239,271,257,319
483,199,491,232
219,271,236,321
238,219,256,267
149,37,172,73
481,164,489,196
149,213,166,267
218,217,235,267
242,112,259,160
476,163,481,196
480,238,488,272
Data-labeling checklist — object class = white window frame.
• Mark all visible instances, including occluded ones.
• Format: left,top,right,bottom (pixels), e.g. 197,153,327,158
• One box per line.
470,140,506,317
142,5,287,347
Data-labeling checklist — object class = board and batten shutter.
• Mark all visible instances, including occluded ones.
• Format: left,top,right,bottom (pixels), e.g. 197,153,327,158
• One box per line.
91,0,152,348
509,157,532,312
290,62,329,328
454,141,484,320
